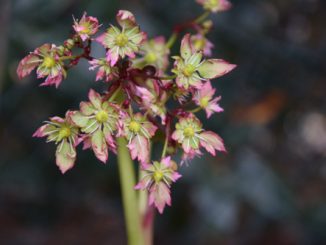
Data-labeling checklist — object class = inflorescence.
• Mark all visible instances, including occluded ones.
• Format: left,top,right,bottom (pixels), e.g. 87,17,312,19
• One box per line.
17,0,235,213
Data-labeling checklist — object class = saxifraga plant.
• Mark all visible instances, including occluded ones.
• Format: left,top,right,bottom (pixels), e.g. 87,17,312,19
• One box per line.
17,1,236,244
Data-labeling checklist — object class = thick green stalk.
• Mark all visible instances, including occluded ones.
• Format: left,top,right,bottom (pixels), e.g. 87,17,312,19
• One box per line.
138,168,148,216
138,142,154,245
138,168,154,245
117,137,144,245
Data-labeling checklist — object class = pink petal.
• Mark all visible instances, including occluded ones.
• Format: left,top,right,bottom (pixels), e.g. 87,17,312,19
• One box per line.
49,116,65,124
199,131,226,156
219,0,232,12
105,132,116,152
82,136,92,150
171,172,182,182
142,122,157,137
206,98,223,118
203,38,214,56
32,124,51,138
152,36,166,45
88,89,102,109
198,59,236,79
181,149,202,165
55,141,76,174
80,101,95,116
91,129,108,163
34,43,52,56
180,34,193,60
161,156,172,167
200,81,215,98
95,33,107,47
39,72,63,88
149,183,171,214
106,49,119,66
182,138,193,153
116,10,136,29
171,130,183,142
128,136,150,165
17,53,41,79
136,86,155,103
134,177,151,190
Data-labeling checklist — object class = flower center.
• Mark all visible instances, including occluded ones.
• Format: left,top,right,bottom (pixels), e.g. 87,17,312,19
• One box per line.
96,110,109,123
129,121,141,133
183,64,196,77
206,0,219,8
153,171,164,183
79,23,91,34
115,33,129,47
184,126,195,137
58,126,71,139
199,97,210,108
42,56,56,68
144,52,157,63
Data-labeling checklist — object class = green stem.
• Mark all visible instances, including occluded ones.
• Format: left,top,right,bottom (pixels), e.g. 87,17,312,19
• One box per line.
166,32,178,49
161,135,169,158
138,168,154,245
165,11,210,49
188,107,202,113
157,75,177,80
117,137,144,245
138,168,148,215
138,143,154,245
194,11,210,24
109,86,122,102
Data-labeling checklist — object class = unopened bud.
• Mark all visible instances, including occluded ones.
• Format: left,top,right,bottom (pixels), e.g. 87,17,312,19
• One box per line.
202,20,213,31
64,39,75,49
57,46,65,56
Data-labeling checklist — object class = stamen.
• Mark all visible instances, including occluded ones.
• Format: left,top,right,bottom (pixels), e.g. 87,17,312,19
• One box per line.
58,140,64,152
43,129,60,135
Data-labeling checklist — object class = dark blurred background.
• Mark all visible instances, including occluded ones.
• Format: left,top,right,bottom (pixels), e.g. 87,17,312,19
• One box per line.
1,0,326,244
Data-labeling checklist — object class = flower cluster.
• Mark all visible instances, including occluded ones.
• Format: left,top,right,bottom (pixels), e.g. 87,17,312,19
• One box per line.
18,3,235,214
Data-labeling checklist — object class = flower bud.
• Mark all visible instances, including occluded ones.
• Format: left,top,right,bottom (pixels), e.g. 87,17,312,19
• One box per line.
64,39,75,49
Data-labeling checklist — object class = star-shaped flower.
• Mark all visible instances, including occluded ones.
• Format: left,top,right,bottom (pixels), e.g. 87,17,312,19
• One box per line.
172,34,236,89
135,157,181,213
172,114,226,155
73,12,100,41
96,10,147,66
70,89,119,163
33,111,80,173
17,43,67,88
119,112,157,166
133,36,170,71
89,58,118,82
193,81,223,118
